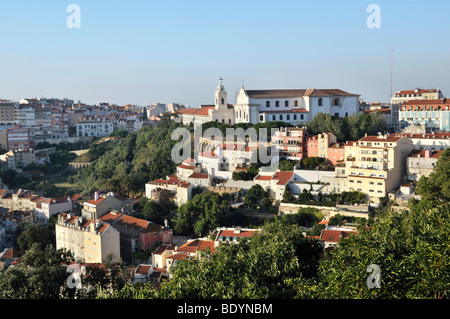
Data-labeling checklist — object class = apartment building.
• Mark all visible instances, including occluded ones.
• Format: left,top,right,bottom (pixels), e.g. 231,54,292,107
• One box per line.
145,176,193,206
0,101,18,125
76,119,114,137
0,189,73,223
391,88,445,105
55,213,121,264
81,192,133,220
391,132,450,151
343,134,413,200
98,211,173,264
0,125,32,151
271,127,307,160
399,99,450,132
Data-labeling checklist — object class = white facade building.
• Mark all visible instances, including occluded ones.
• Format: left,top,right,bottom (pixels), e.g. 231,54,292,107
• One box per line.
76,120,114,137
175,82,360,126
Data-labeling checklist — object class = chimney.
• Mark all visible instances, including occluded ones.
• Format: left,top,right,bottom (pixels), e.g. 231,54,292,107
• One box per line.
94,191,99,201
425,150,432,158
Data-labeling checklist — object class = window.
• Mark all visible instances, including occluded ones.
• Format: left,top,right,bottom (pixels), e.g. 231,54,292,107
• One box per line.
301,114,304,120
318,98,323,106
272,115,276,121
275,101,280,107
266,101,270,108
279,115,283,121
286,115,290,120
334,98,339,106
260,115,263,121
294,100,298,107
293,114,297,120
221,98,224,105
285,101,289,107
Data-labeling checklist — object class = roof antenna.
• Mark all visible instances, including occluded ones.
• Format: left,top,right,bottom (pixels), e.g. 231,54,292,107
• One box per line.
390,48,394,99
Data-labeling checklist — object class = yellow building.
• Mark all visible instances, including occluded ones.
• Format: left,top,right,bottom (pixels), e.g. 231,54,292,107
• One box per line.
55,213,121,264
343,134,413,201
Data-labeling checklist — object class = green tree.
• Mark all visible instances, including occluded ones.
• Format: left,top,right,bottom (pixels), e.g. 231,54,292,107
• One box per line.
174,192,228,237
0,244,74,299
291,203,450,299
416,148,450,205
244,184,270,210
17,224,54,251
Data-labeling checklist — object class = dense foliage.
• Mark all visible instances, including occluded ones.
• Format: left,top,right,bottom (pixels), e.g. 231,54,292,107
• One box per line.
75,116,188,199
308,112,387,142
174,191,229,237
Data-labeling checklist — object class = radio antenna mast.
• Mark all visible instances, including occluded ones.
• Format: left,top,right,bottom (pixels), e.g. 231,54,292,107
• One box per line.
390,48,394,99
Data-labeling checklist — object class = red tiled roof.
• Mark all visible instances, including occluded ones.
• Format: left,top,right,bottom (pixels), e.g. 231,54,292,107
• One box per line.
167,253,189,261
245,89,358,99
0,249,25,260
402,98,448,106
177,239,215,254
188,173,209,179
98,211,124,224
135,265,152,275
358,135,403,143
395,89,439,96
408,150,443,159
153,244,177,255
320,229,356,243
177,164,196,170
272,171,294,185
85,197,105,205
255,175,272,181
216,229,259,239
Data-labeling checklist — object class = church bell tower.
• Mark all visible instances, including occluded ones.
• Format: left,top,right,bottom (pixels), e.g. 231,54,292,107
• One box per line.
215,77,228,110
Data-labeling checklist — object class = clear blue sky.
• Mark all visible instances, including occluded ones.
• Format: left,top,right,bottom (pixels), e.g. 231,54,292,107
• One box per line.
0,0,449,106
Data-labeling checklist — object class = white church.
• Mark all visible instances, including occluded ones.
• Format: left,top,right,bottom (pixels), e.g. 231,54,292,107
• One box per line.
173,80,361,126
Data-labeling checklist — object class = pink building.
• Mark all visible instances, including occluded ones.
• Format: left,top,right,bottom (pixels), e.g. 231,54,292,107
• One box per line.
272,127,307,160
5,125,32,151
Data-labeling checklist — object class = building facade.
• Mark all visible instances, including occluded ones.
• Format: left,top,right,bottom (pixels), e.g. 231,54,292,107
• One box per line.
399,99,450,132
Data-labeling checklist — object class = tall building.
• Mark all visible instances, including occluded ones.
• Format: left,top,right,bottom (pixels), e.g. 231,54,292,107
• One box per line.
343,134,413,200
55,213,121,264
0,101,18,125
271,127,308,160
399,99,450,132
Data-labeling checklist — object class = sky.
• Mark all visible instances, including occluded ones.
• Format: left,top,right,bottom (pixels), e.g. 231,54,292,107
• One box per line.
0,0,449,106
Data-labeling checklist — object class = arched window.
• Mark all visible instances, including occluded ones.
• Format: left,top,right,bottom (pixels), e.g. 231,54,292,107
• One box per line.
221,98,224,105
279,115,283,121
286,114,290,120
318,98,323,106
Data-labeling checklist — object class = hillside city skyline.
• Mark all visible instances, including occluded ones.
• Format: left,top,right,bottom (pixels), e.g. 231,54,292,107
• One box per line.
1,1,450,106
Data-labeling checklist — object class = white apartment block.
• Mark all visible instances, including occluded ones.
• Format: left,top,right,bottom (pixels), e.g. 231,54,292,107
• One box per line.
77,120,114,137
